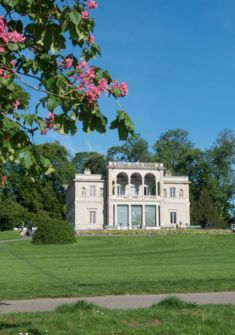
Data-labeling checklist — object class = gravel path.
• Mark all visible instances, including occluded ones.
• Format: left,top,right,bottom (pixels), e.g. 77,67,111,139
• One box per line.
1,291,235,314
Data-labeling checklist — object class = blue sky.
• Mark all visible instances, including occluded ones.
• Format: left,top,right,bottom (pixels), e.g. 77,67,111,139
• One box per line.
36,1,235,155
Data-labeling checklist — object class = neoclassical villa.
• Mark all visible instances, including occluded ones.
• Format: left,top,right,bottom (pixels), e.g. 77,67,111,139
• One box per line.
66,162,190,231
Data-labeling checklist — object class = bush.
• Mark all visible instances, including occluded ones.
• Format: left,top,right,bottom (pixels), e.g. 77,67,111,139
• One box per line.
0,199,28,231
32,218,76,245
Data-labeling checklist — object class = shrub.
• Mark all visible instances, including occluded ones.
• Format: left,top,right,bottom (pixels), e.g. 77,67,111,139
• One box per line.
32,218,76,245
0,199,28,231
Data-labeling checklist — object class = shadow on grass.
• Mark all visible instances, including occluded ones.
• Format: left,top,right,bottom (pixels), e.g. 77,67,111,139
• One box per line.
152,296,197,309
0,321,31,330
56,300,95,313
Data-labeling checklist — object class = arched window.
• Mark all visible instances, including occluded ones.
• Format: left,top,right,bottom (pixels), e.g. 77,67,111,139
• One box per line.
82,187,86,197
144,173,156,196
116,173,128,196
163,189,167,197
179,189,184,198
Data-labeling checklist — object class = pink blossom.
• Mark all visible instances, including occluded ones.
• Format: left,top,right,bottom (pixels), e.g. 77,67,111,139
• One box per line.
10,60,16,67
42,112,55,134
119,82,128,96
86,1,97,9
87,34,95,44
77,61,88,70
85,84,101,103
61,57,73,69
98,78,108,91
8,31,25,43
12,99,20,109
0,16,25,52
82,11,89,20
111,81,128,97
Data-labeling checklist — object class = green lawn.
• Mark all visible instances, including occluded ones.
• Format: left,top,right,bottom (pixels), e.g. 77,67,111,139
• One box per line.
0,230,21,241
1,298,235,335
0,234,235,300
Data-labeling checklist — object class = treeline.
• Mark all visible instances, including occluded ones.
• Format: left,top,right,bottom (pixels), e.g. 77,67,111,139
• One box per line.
0,128,234,230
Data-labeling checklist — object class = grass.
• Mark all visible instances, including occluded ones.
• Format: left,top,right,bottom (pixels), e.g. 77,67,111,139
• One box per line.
1,298,235,334
0,234,235,300
0,230,21,241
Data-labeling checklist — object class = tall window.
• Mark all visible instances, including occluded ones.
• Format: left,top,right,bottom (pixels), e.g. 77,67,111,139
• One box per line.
179,189,184,198
90,185,96,197
144,186,150,196
82,187,86,197
170,211,177,224
117,185,125,196
157,182,161,196
89,210,96,224
100,187,104,197
170,187,176,198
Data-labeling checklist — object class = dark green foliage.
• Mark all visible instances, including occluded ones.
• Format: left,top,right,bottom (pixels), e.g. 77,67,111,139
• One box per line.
107,133,151,162
156,296,197,309
72,152,107,174
0,199,28,231
32,218,76,245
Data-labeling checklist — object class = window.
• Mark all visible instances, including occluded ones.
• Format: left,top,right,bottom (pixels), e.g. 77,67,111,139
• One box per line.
131,185,138,196
157,182,161,196
89,210,96,224
163,189,167,197
179,189,184,198
145,205,156,227
170,187,176,198
82,187,86,197
90,185,96,197
144,186,150,196
170,211,177,224
117,185,125,196
100,187,104,197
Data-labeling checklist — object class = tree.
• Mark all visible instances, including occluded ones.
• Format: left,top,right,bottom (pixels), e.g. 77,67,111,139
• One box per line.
153,129,195,174
203,129,235,222
73,151,106,174
0,199,27,230
0,1,134,183
107,134,151,162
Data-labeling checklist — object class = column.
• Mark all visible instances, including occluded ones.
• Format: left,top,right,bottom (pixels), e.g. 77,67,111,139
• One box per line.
142,205,145,228
126,175,130,197
142,174,145,198
128,204,132,229
114,204,117,227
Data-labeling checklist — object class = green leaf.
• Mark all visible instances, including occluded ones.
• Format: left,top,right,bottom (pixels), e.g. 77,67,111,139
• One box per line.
69,11,81,25
110,110,135,140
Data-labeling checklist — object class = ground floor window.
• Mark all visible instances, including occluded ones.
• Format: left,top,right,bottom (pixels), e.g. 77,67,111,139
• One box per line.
117,205,129,227
145,205,156,227
131,205,142,227
170,211,177,224
89,210,96,224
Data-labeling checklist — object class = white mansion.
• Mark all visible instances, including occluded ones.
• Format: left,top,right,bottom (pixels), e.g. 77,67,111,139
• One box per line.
66,162,190,231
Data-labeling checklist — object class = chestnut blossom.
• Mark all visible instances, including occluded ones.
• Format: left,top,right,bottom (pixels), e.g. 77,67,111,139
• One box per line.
0,16,25,52
82,11,89,20
61,57,73,69
12,99,20,109
86,1,97,9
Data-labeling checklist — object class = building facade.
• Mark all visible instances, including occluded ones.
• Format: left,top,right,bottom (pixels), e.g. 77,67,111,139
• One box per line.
66,162,190,231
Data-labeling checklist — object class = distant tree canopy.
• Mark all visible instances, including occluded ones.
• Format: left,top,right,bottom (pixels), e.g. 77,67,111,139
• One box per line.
0,129,234,230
